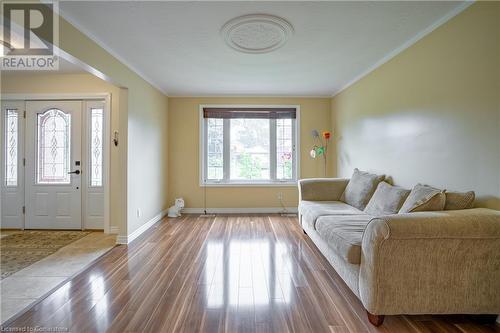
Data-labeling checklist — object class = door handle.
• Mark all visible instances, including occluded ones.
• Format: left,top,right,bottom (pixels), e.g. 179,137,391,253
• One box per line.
68,170,81,175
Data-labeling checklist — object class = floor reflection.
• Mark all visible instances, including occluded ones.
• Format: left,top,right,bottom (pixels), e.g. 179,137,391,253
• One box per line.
88,274,109,329
204,239,293,309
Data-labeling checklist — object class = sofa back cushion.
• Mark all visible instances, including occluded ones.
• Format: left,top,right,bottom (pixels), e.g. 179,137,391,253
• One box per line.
399,184,445,213
341,168,385,210
444,191,475,210
364,182,410,216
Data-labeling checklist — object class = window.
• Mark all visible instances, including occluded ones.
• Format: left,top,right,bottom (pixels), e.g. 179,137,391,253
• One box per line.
90,108,103,187
201,106,298,185
230,118,270,180
276,119,293,180
206,118,224,180
36,108,71,184
4,109,18,187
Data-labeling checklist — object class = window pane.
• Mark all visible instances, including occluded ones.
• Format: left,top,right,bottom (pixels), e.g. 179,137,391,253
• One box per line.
90,108,103,187
207,118,223,180
230,119,270,180
37,109,71,184
276,119,293,179
5,109,18,187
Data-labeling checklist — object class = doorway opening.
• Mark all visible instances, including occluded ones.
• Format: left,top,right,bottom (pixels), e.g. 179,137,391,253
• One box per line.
1,96,111,232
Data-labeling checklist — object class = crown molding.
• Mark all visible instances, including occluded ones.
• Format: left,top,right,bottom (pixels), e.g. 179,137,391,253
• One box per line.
59,8,169,96
331,1,474,98
58,1,473,99
168,94,332,98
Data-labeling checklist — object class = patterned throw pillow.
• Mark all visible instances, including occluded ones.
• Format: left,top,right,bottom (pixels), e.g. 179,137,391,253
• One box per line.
399,184,445,213
444,191,475,210
341,168,385,210
364,182,411,216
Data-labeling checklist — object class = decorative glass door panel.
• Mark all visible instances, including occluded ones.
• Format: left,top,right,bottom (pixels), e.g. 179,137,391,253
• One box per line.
36,109,71,184
90,108,103,187
5,109,19,187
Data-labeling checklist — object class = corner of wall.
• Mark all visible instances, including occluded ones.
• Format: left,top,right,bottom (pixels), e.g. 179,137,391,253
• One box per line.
330,97,338,178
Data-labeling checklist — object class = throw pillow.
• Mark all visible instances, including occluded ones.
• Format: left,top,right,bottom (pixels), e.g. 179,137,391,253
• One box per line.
399,184,445,213
341,168,385,210
364,182,411,216
444,191,475,210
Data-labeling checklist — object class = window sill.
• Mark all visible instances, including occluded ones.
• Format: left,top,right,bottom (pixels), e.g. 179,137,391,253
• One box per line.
200,181,297,187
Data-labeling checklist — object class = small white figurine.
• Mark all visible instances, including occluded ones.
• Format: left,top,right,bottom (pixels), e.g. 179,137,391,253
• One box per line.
168,198,185,218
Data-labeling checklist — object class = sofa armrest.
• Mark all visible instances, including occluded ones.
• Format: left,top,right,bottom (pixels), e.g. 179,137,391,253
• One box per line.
359,208,500,315
298,178,349,201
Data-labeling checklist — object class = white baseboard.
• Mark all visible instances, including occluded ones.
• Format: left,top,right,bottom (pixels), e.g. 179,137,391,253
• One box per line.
182,207,298,214
116,209,168,245
109,226,119,234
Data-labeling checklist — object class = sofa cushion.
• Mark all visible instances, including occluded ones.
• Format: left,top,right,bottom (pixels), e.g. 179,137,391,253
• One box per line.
299,200,364,229
364,182,410,216
341,168,385,210
444,191,475,210
315,215,373,265
399,184,446,213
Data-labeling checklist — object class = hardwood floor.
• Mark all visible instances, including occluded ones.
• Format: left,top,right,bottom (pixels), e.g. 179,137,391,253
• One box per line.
3,214,499,332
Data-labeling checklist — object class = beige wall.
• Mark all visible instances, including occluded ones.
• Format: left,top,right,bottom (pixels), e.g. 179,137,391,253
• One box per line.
56,15,169,236
126,84,168,233
168,97,333,209
331,2,500,209
1,6,169,236
1,73,124,230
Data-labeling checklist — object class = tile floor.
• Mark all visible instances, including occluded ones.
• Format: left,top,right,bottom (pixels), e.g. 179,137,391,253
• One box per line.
0,232,116,324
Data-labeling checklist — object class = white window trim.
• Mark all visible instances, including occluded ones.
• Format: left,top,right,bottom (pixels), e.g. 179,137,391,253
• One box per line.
199,104,300,187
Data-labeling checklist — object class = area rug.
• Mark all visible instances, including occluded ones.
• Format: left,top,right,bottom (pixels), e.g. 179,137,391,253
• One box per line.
0,230,91,279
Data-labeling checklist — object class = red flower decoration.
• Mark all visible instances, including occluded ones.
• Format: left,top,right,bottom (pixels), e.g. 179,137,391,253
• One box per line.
322,131,331,140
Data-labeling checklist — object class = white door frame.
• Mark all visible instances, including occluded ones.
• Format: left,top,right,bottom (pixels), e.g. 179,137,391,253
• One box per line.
1,93,111,233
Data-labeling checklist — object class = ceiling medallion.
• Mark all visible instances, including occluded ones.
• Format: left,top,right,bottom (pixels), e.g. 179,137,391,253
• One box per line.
221,14,294,54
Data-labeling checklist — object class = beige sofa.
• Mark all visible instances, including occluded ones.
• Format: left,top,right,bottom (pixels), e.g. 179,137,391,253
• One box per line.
298,177,500,326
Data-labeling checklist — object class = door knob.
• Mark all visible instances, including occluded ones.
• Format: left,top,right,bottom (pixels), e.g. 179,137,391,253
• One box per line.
68,170,81,175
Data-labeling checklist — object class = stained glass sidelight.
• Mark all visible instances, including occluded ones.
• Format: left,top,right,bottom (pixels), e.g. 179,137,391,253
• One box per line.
90,108,103,187
36,109,71,184
5,109,18,187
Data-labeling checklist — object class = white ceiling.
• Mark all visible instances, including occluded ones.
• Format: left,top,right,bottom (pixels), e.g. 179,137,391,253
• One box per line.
60,1,468,96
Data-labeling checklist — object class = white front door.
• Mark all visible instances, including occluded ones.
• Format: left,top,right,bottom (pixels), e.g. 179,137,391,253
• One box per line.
25,101,82,229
